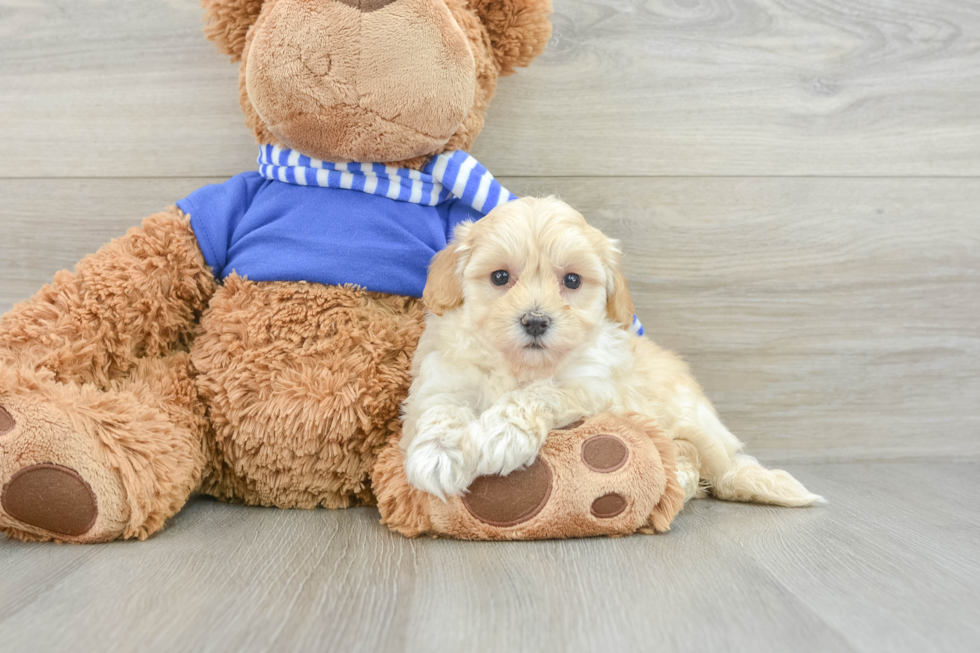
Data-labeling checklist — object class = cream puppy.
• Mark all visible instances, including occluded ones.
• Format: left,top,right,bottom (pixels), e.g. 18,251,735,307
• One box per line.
401,197,822,507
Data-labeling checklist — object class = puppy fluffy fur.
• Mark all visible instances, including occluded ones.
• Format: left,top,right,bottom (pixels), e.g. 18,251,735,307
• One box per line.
401,197,823,507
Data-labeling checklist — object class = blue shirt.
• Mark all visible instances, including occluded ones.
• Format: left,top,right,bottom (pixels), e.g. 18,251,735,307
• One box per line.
176,172,483,298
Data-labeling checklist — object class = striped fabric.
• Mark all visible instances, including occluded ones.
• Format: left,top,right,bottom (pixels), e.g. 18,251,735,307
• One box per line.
258,145,517,214
630,315,645,337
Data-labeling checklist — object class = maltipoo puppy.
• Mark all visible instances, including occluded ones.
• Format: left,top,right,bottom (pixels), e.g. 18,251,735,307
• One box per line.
401,197,822,507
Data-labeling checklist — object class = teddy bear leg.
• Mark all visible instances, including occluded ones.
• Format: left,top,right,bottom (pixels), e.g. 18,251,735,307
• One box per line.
0,354,209,543
0,207,216,542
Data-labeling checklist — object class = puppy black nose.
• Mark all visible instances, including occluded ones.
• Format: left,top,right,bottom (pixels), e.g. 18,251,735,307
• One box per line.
521,313,550,337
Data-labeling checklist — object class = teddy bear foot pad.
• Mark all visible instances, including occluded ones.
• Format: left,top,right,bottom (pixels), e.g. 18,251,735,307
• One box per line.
0,397,129,543
2,463,99,537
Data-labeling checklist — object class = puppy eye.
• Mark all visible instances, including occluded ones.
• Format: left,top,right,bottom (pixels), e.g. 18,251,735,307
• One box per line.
491,270,510,286
563,273,582,290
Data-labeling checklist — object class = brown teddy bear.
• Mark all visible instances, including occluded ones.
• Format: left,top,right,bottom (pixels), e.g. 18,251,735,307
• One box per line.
0,0,678,543
0,0,552,543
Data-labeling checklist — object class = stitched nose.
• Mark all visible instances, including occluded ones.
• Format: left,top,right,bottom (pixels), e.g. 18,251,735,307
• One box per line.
521,313,551,337
335,0,398,12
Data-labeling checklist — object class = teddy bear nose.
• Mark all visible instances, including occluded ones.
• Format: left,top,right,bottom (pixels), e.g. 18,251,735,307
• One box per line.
336,0,398,12
521,313,551,337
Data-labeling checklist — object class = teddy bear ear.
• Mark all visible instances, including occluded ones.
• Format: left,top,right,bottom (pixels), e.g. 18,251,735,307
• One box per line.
469,0,554,75
202,0,267,62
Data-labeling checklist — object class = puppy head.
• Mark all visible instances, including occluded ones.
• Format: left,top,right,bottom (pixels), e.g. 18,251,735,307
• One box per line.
424,197,634,372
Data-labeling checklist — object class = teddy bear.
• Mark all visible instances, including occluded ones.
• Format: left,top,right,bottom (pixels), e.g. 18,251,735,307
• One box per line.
0,0,679,544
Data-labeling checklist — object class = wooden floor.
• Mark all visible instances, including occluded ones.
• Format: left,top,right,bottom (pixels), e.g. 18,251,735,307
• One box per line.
1,1,978,651
0,461,977,653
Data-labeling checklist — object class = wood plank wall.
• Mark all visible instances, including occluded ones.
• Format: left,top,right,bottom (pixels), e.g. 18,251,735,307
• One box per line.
1,0,978,462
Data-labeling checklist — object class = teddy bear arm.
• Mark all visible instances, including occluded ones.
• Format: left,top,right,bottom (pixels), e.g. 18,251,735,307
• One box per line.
0,206,216,388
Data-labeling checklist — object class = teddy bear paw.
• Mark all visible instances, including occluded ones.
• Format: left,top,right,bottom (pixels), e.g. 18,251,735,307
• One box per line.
0,396,129,543
424,413,681,540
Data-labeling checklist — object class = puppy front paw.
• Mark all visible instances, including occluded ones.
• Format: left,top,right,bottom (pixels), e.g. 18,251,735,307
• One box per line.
404,437,477,501
472,423,543,479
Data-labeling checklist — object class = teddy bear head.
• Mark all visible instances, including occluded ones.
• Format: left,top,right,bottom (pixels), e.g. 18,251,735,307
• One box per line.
202,0,552,168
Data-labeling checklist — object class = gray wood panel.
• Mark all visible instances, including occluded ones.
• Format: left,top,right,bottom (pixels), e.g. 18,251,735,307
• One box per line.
2,177,977,462
526,176,980,462
2,0,980,178
0,461,976,653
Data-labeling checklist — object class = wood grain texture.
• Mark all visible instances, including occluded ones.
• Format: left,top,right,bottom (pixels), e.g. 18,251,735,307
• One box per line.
516,176,980,462
2,177,977,462
0,462,976,653
2,0,980,177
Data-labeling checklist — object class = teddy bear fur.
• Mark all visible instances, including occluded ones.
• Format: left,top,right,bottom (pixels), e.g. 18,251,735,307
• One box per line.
0,0,552,543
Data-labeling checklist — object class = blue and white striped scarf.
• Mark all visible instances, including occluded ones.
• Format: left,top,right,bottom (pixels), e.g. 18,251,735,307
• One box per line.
258,145,517,214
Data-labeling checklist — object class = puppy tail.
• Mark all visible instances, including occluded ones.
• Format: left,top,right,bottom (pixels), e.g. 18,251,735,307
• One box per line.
710,454,826,507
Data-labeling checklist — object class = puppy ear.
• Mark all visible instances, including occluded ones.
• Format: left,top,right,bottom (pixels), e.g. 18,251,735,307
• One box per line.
469,0,553,75
202,0,266,62
605,240,636,330
423,223,473,315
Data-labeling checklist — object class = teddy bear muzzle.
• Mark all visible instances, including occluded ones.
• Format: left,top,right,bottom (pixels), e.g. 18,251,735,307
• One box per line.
244,0,477,163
